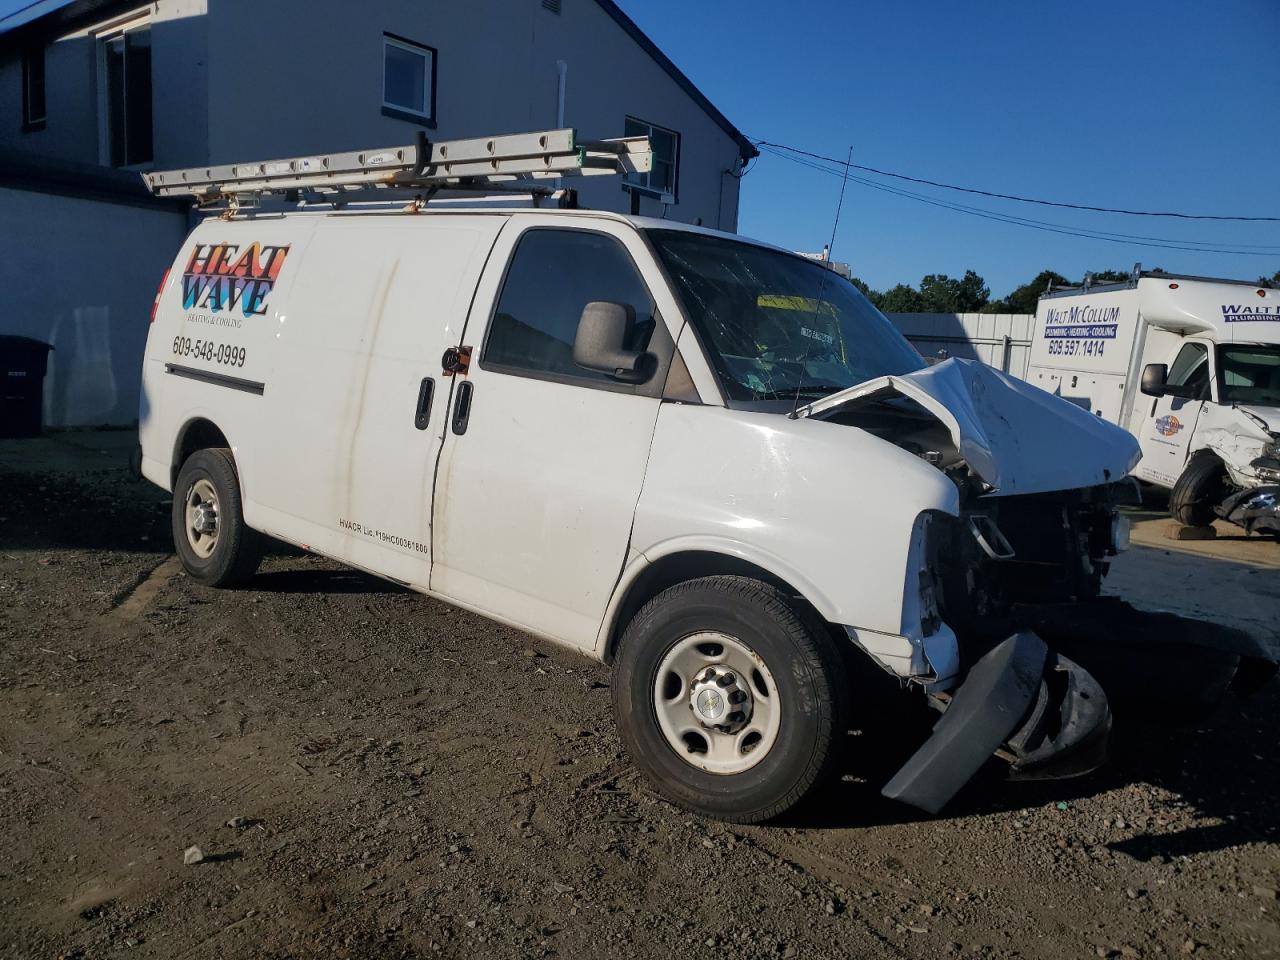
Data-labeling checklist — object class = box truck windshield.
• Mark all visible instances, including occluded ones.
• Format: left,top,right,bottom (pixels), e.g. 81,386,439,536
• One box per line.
1220,345,1280,406
648,230,924,403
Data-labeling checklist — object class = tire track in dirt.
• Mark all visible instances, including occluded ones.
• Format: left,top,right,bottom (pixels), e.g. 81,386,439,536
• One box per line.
108,555,184,619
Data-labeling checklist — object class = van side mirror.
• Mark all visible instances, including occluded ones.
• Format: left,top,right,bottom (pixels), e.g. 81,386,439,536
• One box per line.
573,301,654,383
1140,363,1168,397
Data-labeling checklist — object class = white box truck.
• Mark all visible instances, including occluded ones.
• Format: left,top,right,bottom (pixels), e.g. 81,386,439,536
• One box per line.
1027,270,1280,535
135,129,1140,822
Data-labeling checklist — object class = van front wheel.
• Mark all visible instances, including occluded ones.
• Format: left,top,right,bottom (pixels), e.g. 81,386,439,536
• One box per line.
612,576,850,823
172,448,262,587
1170,452,1228,528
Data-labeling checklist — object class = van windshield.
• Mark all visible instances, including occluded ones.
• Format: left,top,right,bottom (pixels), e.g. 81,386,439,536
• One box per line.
647,230,924,403
1219,344,1280,406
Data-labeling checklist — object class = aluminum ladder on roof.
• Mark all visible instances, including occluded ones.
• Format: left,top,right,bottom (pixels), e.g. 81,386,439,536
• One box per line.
141,128,652,207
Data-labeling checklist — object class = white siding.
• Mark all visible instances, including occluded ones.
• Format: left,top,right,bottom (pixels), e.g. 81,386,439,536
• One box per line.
0,185,188,426
888,312,1035,380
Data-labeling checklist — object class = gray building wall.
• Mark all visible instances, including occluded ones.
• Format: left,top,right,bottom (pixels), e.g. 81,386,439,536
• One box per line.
1,0,746,230
0,23,99,162
0,182,188,427
200,0,742,229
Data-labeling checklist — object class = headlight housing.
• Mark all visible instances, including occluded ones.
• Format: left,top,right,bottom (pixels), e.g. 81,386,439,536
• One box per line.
903,512,942,639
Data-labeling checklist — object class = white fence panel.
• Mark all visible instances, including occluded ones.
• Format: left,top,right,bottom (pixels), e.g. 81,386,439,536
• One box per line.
886,312,1035,380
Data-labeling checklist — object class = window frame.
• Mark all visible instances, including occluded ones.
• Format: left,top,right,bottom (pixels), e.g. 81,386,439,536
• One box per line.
622,116,680,203
1216,343,1280,405
477,226,674,398
381,32,437,127
21,45,46,132
1167,340,1214,402
93,11,153,169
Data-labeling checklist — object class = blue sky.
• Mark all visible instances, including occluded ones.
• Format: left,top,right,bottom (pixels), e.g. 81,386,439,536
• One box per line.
620,0,1280,297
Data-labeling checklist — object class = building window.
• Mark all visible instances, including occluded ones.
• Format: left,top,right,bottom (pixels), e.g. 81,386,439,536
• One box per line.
383,33,436,125
623,116,679,202
21,46,46,131
101,25,152,166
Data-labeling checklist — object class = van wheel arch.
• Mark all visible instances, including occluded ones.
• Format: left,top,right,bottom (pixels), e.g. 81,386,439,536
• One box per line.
171,418,232,488
604,551,844,663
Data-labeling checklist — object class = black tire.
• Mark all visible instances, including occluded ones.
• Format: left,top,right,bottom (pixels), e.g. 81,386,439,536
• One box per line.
612,575,851,823
172,447,263,587
1170,452,1228,528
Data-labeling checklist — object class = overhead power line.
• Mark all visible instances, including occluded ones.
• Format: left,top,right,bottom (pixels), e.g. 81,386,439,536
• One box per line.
752,140,1280,223
754,144,1280,258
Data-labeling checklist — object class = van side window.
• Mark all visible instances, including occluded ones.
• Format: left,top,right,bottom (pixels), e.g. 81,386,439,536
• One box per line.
1168,342,1210,399
483,229,657,385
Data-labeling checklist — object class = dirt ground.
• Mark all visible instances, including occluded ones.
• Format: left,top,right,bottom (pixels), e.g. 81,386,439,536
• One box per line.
2,432,1278,959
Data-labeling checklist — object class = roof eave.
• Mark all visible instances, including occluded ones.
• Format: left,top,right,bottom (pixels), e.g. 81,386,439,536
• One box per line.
593,0,757,161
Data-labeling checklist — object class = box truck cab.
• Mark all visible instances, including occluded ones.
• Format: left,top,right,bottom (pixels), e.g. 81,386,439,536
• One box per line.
138,130,1138,822
1027,271,1280,535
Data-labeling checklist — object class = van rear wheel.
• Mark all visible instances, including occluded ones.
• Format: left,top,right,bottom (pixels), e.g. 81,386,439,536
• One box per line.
172,448,262,587
612,576,850,823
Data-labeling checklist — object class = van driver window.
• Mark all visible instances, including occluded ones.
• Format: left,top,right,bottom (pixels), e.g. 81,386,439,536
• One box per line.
483,229,657,384
1168,342,1210,398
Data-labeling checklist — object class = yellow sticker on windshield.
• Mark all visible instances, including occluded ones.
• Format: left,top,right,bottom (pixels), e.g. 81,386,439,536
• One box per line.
758,294,836,314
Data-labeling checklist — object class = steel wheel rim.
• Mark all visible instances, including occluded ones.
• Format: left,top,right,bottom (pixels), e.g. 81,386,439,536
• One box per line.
652,631,782,775
184,478,220,559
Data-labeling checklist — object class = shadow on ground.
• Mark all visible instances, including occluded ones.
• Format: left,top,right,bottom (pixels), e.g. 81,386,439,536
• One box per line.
247,567,407,595
0,470,169,553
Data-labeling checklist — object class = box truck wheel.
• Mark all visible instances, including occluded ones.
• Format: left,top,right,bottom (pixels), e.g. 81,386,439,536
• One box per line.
1170,452,1228,528
612,575,850,823
172,448,263,587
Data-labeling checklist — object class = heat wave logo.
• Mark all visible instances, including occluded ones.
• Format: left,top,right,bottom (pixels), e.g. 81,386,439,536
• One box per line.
182,242,291,318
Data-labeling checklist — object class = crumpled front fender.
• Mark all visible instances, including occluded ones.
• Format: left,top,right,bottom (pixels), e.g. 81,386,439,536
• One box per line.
882,632,1110,814
1217,484,1280,536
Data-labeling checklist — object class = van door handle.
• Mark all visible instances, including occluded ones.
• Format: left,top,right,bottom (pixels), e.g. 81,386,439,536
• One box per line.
414,377,435,430
452,380,474,435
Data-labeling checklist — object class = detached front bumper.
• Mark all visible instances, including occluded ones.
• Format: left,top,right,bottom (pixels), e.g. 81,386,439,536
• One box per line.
882,632,1110,815
1218,484,1280,536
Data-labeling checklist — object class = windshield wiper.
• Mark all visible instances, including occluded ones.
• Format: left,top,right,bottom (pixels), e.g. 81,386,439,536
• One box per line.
758,382,844,399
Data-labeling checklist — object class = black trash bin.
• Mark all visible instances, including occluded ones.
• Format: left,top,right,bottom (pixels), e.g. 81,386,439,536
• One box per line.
0,335,54,438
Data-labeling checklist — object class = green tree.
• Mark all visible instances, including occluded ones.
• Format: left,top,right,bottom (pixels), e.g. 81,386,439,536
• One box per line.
918,270,990,313
1087,269,1132,283
1271,268,1279,284
878,283,926,313
984,269,1071,314
848,276,880,306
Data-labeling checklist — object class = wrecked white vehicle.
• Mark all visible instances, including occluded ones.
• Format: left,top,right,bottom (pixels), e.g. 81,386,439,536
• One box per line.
1027,271,1280,535
137,130,1139,823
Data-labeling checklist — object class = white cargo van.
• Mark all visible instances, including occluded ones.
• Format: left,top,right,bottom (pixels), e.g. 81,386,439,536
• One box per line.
1027,271,1280,534
137,130,1139,821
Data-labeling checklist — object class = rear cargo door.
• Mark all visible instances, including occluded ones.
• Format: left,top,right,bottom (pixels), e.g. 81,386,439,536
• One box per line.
251,216,502,587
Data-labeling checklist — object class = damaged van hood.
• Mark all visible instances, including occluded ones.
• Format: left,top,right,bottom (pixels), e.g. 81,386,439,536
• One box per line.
796,358,1140,496
1237,404,1280,437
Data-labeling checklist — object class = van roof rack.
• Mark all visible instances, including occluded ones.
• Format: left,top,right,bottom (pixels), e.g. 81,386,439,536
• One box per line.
141,127,651,210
